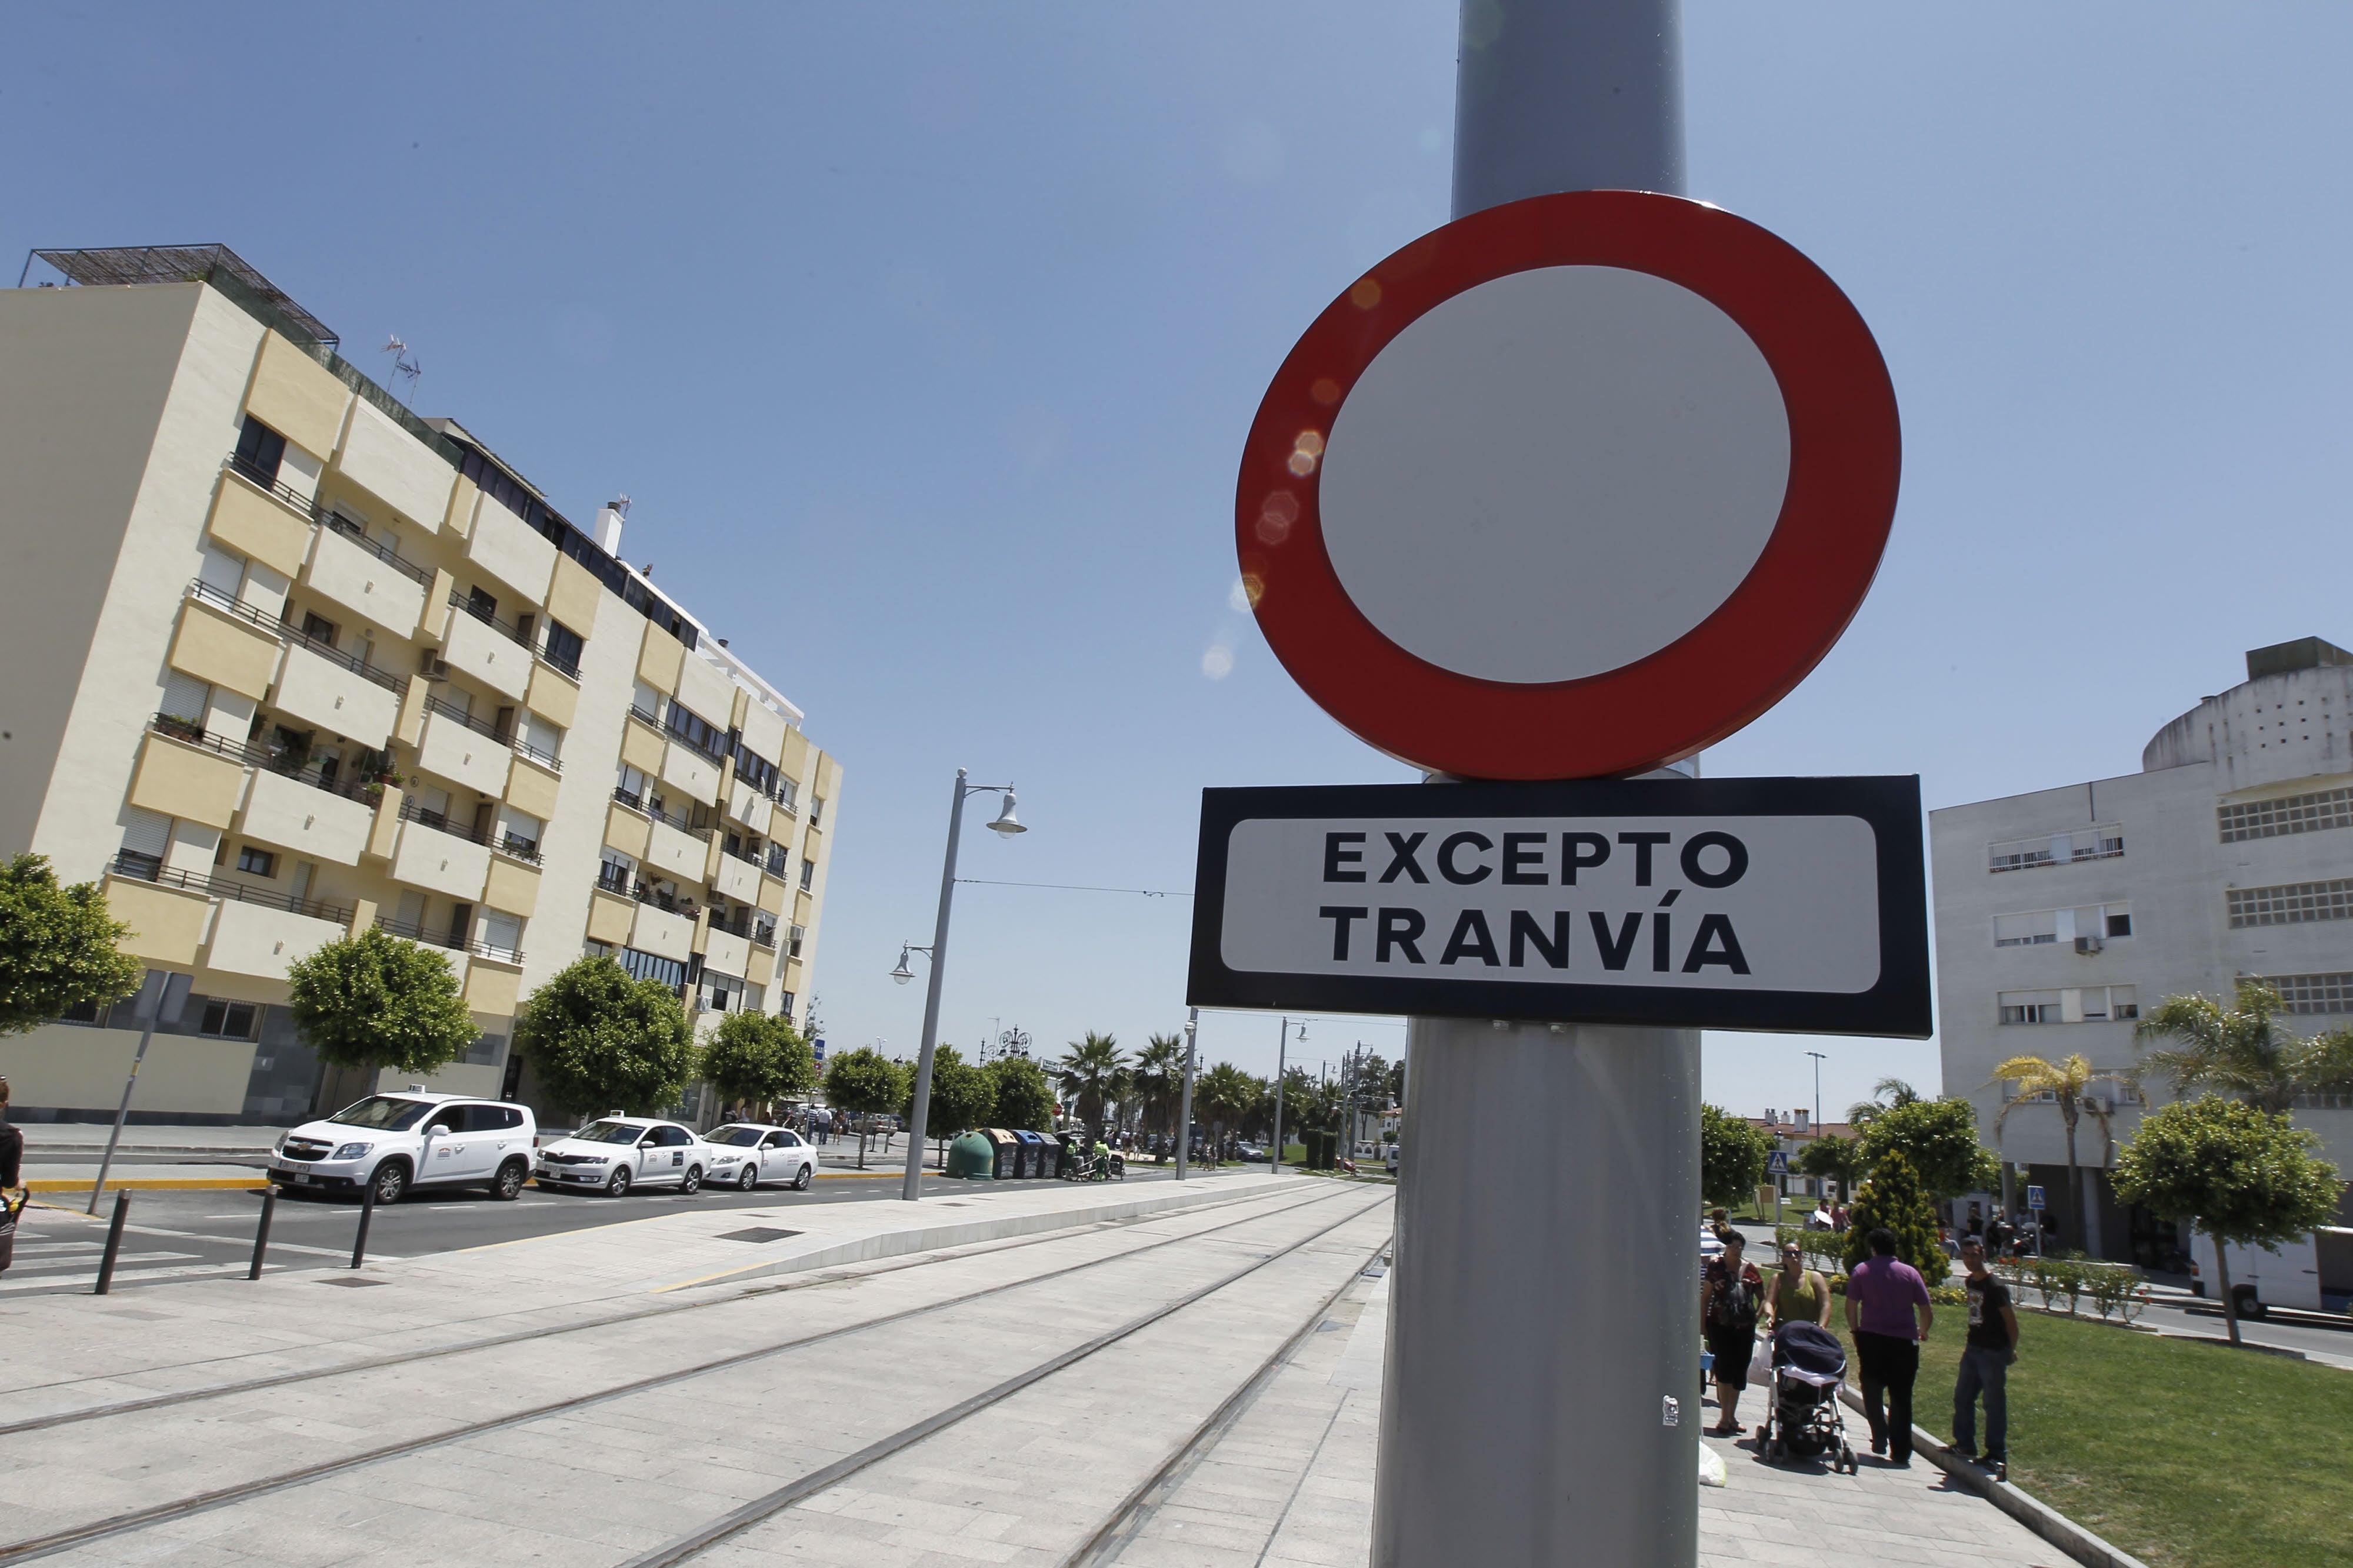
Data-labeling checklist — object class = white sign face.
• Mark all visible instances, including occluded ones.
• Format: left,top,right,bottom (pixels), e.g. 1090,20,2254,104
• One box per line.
1219,814,1879,995
1317,266,1792,686
1187,779,1931,1037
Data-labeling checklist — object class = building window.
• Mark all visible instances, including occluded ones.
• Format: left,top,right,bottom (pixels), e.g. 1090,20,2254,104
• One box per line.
56,999,111,1027
799,858,815,892
775,776,799,812
664,700,726,762
542,619,584,677
236,846,278,878
778,990,796,1021
788,923,805,959
2254,971,2353,1015
618,946,686,990
766,843,788,876
1988,825,2124,873
234,415,287,486
2218,786,2353,843
198,997,262,1040
1992,903,2132,949
2227,878,2353,929
1999,985,2137,1025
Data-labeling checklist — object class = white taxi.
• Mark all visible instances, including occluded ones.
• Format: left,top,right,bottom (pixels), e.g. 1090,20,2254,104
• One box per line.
701,1123,819,1191
534,1117,713,1196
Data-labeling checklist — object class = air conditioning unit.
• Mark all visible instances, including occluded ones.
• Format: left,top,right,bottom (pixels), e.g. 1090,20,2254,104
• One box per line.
419,653,451,682
2075,935,2104,955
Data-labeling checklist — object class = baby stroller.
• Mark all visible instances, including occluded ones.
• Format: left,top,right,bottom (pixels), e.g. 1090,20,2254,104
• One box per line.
1758,1322,1857,1473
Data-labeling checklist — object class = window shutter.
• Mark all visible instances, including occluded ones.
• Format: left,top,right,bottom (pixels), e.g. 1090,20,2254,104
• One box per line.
161,672,212,724
121,807,172,860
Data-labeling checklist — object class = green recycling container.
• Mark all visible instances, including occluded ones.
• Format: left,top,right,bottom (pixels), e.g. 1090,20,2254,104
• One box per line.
945,1130,995,1179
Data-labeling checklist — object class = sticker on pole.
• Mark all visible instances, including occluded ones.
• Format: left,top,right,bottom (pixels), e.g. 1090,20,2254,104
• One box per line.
1236,190,1901,781
1186,776,1930,1036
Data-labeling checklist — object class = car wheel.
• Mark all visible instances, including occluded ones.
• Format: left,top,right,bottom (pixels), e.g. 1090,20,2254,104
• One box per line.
369,1161,409,1206
680,1164,702,1195
488,1160,529,1201
792,1162,813,1192
737,1162,758,1191
606,1166,633,1197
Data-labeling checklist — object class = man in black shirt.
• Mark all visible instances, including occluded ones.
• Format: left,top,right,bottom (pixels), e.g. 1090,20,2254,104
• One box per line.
1952,1237,2019,1469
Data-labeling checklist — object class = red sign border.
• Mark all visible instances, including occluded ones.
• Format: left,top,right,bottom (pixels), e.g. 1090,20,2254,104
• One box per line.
1236,189,1901,781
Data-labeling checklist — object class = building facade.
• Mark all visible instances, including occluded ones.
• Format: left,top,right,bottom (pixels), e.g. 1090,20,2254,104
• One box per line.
1931,638,2353,1265
0,246,840,1125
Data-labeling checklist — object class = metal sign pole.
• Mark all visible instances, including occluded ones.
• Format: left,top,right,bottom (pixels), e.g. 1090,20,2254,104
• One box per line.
1175,1008,1198,1180
1373,4,1699,1566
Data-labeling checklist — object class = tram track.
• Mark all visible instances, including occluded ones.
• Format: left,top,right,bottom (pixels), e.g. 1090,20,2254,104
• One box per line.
0,1179,1315,1440
0,1185,1388,1566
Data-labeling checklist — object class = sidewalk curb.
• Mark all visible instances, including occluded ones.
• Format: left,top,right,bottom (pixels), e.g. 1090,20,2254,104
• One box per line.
24,1177,266,1192
1834,1386,2152,1568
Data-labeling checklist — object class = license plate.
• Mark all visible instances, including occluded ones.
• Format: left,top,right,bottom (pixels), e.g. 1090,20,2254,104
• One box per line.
290,1162,313,1173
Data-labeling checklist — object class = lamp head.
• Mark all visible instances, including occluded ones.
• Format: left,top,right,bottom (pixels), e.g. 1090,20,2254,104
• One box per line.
986,789,1026,836
889,947,915,986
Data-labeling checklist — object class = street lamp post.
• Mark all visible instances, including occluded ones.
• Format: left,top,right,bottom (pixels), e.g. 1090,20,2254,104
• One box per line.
1176,1008,1199,1181
1271,1017,1304,1170
891,767,1025,1201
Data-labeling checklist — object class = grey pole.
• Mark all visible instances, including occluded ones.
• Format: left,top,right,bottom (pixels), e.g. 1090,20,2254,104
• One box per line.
901,770,970,1201
88,970,189,1215
1270,1017,1288,1171
1374,5,1699,1566
1175,1008,1198,1180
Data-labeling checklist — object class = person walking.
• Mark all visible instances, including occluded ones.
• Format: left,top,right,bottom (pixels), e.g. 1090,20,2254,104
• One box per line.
0,1077,24,1276
1700,1231,1765,1436
1845,1227,1934,1465
1952,1237,2019,1472
1762,1240,1832,1330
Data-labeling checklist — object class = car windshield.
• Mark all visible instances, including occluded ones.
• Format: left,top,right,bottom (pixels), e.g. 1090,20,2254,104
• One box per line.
704,1126,765,1147
328,1096,435,1130
574,1120,650,1144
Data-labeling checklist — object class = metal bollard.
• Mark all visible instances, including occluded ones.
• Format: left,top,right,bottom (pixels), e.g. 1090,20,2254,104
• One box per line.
350,1169,377,1269
94,1190,130,1295
248,1186,278,1280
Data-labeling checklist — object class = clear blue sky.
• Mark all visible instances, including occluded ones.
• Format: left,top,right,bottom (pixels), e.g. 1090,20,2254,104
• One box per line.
9,6,2350,1120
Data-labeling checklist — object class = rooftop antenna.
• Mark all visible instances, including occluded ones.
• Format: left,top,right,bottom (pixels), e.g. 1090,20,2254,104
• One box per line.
381,334,421,399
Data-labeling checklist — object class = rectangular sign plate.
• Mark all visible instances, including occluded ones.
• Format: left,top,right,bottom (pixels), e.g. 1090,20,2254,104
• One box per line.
1186,776,1929,1037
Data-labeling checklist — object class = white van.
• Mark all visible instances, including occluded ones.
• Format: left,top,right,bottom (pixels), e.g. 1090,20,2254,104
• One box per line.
272,1091,538,1204
2189,1227,2353,1316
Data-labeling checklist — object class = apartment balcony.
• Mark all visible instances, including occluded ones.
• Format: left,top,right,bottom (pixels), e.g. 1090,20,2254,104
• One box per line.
105,856,353,982
659,733,722,808
303,513,431,640
465,489,558,605
273,633,404,745
644,815,709,885
127,715,250,831
702,926,752,983
711,848,761,904
629,898,696,963
725,774,772,837
436,593,534,702
239,763,377,867
388,804,491,902
415,701,513,798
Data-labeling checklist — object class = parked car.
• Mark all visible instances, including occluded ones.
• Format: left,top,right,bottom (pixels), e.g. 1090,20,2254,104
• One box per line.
271,1091,537,1204
701,1123,819,1190
535,1117,714,1196
1384,1146,1400,1177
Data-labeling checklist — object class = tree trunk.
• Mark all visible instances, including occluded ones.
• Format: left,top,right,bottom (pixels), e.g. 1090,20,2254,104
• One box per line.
2062,1109,2083,1254
2210,1227,2241,1347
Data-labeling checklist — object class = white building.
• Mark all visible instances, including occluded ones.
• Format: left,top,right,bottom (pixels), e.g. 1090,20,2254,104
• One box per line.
1931,638,2353,1272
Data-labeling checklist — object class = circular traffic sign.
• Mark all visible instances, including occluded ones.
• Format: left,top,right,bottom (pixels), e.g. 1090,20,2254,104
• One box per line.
1236,189,1900,781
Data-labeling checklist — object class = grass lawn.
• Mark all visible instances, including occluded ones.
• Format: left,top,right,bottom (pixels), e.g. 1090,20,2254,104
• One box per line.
1815,1309,2352,1568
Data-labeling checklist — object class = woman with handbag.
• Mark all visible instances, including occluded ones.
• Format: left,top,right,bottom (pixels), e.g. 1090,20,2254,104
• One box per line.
1699,1231,1764,1436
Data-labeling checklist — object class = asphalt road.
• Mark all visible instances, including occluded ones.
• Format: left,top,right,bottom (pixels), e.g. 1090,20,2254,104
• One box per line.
2,1162,1209,1298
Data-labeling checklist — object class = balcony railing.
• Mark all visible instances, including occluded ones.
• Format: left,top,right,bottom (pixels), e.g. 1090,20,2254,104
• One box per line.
641,798,709,839
106,855,351,925
612,786,646,814
375,913,524,966
396,797,492,848
752,923,779,949
222,457,432,586
720,837,764,868
184,579,404,693
630,880,699,919
320,511,432,586
448,589,532,647
495,831,542,866
421,694,561,772
146,714,382,804
596,862,633,896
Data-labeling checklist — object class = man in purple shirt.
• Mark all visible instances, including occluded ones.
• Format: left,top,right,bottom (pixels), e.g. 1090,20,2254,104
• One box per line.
1844,1227,1935,1466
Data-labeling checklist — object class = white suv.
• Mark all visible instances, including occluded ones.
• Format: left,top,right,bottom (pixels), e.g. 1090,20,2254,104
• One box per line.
535,1117,713,1196
272,1091,538,1204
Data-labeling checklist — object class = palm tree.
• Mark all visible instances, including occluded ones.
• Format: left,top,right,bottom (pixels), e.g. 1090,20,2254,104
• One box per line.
1054,1031,1130,1145
2135,978,2353,1114
1845,1077,1922,1127
1131,1034,1185,1157
1989,1053,2126,1249
1193,1062,1258,1158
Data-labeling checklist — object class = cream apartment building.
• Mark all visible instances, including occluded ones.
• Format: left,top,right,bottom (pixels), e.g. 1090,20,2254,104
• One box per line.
0,246,841,1126
1931,637,2353,1270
